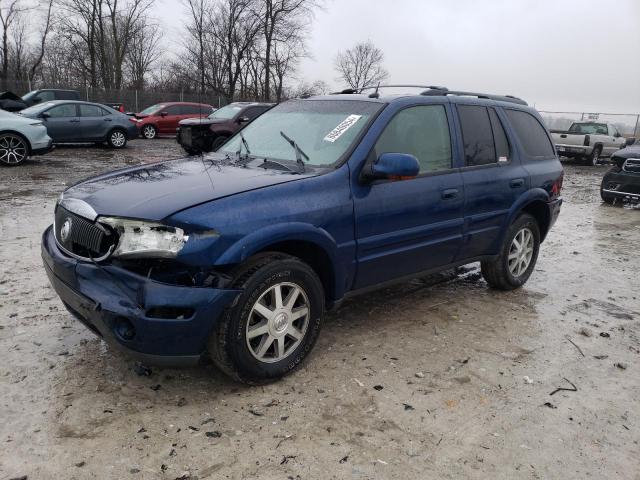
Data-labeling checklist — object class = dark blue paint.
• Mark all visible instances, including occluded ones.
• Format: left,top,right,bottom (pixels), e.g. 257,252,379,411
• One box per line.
369,152,420,179
42,93,564,363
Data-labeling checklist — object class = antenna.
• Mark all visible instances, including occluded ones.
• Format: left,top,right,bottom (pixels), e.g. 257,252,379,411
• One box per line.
368,82,381,99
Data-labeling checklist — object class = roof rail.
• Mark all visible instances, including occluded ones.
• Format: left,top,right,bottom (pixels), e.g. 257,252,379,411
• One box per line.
420,87,527,105
330,85,527,106
331,85,449,95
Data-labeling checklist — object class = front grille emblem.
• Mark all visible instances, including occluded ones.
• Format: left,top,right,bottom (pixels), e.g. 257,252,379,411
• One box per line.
60,218,72,242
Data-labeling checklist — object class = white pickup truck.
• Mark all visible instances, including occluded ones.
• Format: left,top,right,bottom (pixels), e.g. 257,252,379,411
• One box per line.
550,121,626,166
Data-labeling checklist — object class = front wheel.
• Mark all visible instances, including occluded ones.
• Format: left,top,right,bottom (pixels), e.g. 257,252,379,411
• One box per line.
210,135,228,152
0,133,29,166
481,214,541,290
208,253,324,384
107,129,128,149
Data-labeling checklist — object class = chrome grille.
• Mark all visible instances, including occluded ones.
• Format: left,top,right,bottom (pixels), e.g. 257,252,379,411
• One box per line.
623,158,640,173
54,205,116,260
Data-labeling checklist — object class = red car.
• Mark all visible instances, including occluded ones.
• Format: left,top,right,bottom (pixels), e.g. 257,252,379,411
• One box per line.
131,102,214,139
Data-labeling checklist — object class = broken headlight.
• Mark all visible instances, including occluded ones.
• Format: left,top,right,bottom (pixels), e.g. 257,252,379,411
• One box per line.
100,217,188,258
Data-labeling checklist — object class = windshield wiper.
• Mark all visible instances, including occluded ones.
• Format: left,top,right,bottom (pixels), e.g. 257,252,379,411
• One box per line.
280,131,309,173
235,132,251,162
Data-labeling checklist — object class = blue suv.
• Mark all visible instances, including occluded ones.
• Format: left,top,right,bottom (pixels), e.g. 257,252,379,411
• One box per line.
42,86,563,383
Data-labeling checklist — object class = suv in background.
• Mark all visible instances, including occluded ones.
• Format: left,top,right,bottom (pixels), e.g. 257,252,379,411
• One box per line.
177,102,273,154
132,102,214,139
42,85,563,384
21,89,81,107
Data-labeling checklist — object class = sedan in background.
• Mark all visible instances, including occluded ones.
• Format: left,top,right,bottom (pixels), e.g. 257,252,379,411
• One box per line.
20,100,138,148
176,102,273,154
131,102,214,139
0,109,52,166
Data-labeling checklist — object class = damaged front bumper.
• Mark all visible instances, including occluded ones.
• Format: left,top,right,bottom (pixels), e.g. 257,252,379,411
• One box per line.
41,225,241,366
601,169,640,203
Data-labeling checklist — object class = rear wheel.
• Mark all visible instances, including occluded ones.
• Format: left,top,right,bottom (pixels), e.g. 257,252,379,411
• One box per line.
0,133,29,166
481,213,541,290
142,124,157,139
208,253,324,384
107,129,127,149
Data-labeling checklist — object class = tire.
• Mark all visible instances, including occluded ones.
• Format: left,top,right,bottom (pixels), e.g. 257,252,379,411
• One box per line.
208,253,324,384
142,124,157,139
107,129,128,149
0,132,29,166
210,135,228,151
588,146,602,166
182,146,200,156
481,213,541,290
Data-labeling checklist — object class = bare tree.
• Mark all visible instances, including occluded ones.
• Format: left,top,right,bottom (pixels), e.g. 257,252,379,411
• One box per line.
0,0,32,89
124,17,159,89
28,0,55,84
334,40,389,91
182,0,207,94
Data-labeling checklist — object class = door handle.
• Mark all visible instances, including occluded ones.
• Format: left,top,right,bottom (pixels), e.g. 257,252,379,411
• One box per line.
70,119,80,123
103,118,112,121
441,188,459,200
510,178,525,188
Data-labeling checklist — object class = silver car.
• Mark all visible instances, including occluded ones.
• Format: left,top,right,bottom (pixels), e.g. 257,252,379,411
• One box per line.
0,109,52,166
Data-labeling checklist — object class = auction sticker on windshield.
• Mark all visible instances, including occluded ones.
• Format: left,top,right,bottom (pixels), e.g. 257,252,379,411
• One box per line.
324,115,362,143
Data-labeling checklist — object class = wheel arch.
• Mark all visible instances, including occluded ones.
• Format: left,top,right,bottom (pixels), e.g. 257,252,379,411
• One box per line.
504,189,552,243
0,130,32,153
214,223,344,304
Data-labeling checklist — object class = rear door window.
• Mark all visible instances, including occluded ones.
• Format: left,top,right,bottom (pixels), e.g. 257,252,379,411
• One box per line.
488,108,510,161
79,104,107,117
505,109,555,158
457,105,496,166
374,105,452,174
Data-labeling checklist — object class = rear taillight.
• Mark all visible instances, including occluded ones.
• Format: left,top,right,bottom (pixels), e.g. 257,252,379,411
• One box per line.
583,135,590,146
551,172,564,198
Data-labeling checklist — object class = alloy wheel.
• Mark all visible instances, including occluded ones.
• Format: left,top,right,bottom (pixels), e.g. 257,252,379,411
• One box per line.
0,134,27,165
143,125,156,139
246,282,310,363
508,227,534,277
110,131,126,147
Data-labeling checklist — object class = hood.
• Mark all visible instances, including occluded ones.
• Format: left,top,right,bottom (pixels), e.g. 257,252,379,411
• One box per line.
612,144,640,160
62,157,314,221
179,117,227,126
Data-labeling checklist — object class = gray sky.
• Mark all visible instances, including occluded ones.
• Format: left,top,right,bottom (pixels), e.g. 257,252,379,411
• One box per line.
157,0,640,114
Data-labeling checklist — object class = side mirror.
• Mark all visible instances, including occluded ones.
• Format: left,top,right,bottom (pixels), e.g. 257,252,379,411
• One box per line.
364,153,420,181
32,97,42,104
40,111,50,119
160,111,168,117
614,132,621,138
237,116,250,124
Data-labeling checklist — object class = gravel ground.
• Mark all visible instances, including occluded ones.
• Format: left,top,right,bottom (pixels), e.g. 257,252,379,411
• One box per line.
1,140,639,480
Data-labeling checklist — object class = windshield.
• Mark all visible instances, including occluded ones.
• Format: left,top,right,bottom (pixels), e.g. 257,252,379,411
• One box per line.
20,102,55,115
21,90,37,101
569,122,608,135
209,104,243,119
139,104,165,115
219,100,382,167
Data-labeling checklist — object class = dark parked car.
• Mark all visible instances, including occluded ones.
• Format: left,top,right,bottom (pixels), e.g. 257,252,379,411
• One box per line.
0,91,28,112
21,89,81,107
601,144,640,204
132,102,214,139
42,85,563,384
176,102,273,154
20,100,138,148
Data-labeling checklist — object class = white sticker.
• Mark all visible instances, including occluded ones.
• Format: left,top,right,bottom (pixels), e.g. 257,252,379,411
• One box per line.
323,115,362,143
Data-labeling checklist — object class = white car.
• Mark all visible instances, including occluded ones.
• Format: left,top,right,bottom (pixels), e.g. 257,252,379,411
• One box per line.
550,121,627,166
0,109,53,166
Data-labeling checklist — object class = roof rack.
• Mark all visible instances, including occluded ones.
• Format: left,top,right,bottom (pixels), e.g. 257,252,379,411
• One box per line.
420,86,527,105
331,84,527,106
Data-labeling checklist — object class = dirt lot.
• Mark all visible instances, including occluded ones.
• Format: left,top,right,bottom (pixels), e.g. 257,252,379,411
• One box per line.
1,140,639,480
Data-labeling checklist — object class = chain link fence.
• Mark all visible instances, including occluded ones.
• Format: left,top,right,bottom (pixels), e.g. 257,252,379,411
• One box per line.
540,111,640,138
3,79,237,112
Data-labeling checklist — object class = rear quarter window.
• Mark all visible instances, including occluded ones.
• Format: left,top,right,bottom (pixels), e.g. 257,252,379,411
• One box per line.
505,109,555,158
